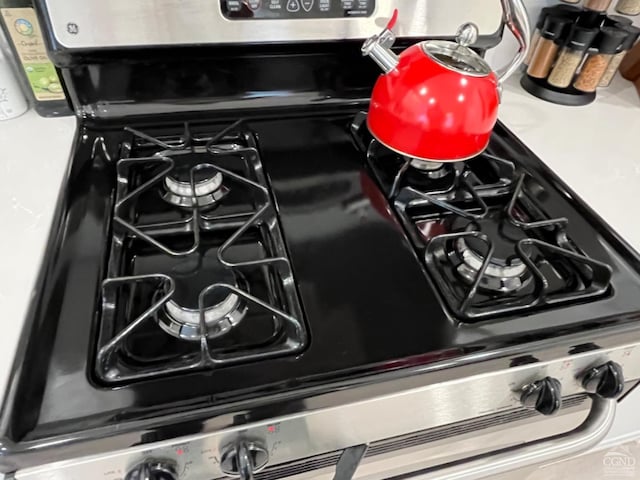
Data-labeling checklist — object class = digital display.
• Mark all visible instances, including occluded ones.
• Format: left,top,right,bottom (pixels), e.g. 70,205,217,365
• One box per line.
222,0,375,20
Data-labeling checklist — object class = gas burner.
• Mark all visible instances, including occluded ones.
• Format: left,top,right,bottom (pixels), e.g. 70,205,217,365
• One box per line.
154,260,248,341
159,296,247,341
359,128,513,201
413,181,613,320
407,157,450,180
113,122,268,256
451,218,531,293
158,293,248,342
161,169,229,209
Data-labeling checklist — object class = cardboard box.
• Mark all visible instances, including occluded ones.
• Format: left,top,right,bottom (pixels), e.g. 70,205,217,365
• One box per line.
620,41,640,81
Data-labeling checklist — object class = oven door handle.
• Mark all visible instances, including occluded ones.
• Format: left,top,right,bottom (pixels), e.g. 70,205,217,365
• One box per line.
404,396,616,480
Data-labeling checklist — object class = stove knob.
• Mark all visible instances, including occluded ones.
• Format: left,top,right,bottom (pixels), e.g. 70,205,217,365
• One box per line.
220,441,269,480
582,361,625,399
125,459,178,480
520,377,562,416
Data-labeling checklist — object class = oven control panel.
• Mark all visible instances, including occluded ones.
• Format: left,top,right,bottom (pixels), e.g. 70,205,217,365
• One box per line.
14,343,640,480
40,0,504,49
222,0,375,19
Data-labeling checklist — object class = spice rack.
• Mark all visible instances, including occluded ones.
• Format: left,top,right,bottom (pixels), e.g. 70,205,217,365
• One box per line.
521,3,640,106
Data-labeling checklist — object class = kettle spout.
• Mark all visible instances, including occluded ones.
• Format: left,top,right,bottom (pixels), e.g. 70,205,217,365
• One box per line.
362,16,399,74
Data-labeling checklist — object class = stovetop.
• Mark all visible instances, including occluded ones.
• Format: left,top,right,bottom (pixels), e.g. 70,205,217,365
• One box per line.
4,108,640,466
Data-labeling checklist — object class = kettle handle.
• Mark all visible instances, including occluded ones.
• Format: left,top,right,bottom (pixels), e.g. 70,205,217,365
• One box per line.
495,0,531,83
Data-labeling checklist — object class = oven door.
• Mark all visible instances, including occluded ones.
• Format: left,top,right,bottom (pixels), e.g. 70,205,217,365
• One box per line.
249,394,615,480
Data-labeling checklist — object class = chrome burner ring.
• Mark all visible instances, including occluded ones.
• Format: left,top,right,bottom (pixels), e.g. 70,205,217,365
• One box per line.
161,171,228,209
165,172,223,197
454,237,530,293
157,289,248,341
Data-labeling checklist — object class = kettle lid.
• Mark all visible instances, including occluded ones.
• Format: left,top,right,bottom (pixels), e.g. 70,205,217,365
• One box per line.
421,40,492,77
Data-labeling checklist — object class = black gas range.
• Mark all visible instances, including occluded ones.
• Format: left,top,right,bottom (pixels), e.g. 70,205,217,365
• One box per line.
4,1,640,480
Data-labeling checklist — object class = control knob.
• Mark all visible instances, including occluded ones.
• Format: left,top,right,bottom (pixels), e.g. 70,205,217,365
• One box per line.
582,361,625,399
520,377,562,415
125,459,178,480
220,441,269,480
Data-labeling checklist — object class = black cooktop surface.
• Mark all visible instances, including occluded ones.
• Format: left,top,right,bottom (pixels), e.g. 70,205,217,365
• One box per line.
4,109,640,468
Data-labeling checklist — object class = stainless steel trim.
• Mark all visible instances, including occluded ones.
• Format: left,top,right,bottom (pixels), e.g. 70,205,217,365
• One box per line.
14,343,640,480
407,397,615,480
41,0,504,48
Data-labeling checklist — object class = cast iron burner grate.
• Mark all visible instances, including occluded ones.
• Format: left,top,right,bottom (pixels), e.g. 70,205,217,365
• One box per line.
352,112,613,321
95,121,307,383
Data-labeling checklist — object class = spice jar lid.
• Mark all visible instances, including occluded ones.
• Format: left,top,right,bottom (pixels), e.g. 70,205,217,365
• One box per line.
578,10,606,29
604,15,633,28
566,26,599,51
535,7,555,30
620,25,640,52
596,27,631,54
550,4,583,18
535,5,581,33
540,15,572,41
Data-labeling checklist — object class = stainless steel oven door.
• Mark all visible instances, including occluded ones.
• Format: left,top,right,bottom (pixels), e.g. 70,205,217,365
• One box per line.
252,394,616,480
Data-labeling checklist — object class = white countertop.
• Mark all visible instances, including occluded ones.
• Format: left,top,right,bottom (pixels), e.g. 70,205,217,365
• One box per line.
500,74,640,251
0,111,76,397
0,75,639,456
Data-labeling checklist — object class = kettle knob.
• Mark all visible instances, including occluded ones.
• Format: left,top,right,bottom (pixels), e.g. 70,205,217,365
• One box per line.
455,23,479,48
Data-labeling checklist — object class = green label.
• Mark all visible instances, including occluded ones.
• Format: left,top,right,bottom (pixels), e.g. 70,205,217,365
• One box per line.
1,7,65,101
22,61,64,96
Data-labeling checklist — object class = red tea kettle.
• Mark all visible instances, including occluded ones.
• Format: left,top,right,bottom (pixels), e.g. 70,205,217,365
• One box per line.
362,1,530,163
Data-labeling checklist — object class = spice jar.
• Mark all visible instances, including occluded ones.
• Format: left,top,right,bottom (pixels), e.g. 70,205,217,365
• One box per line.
525,6,581,67
616,0,640,16
527,16,571,79
574,27,629,92
599,25,640,86
584,0,613,11
525,8,552,67
548,27,599,88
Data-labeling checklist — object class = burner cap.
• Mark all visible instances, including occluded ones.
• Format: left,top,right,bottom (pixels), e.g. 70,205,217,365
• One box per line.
161,167,228,209
156,258,248,341
452,217,531,293
408,157,450,180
